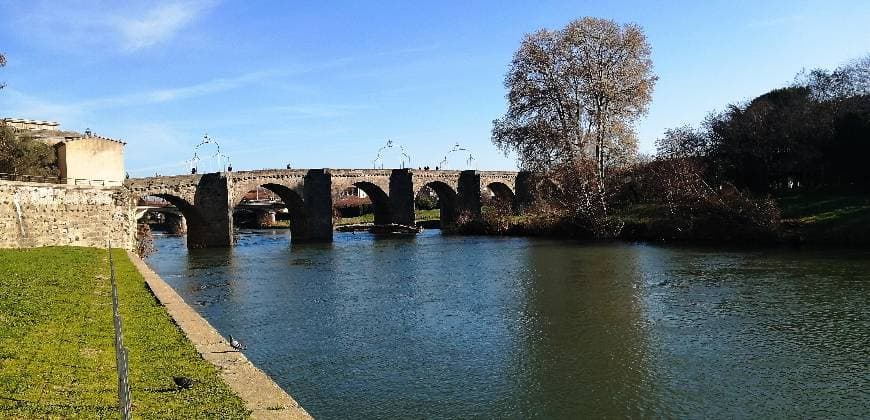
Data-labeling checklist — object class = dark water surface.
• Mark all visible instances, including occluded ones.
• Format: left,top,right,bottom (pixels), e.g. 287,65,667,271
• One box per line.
146,230,869,419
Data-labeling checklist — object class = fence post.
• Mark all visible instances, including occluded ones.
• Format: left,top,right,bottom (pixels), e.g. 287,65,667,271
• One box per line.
108,243,133,419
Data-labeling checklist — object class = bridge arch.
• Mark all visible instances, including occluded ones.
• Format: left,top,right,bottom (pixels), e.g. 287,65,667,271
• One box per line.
485,182,515,203
136,193,203,241
150,193,197,216
352,181,391,225
418,181,459,226
238,183,308,236
484,181,517,214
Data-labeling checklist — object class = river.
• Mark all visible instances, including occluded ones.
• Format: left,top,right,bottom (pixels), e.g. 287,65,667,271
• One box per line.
145,230,869,418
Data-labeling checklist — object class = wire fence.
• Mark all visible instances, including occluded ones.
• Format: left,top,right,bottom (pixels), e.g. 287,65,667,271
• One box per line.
107,244,133,419
0,172,122,186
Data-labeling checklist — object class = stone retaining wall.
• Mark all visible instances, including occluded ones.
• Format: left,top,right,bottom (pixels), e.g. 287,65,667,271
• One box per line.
0,180,134,249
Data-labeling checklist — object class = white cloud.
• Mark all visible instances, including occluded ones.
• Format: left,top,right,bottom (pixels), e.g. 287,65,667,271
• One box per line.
144,70,274,102
115,1,214,51
0,88,88,124
0,69,271,119
6,0,216,53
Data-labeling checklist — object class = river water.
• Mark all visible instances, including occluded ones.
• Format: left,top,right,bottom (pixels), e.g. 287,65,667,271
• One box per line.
146,230,869,418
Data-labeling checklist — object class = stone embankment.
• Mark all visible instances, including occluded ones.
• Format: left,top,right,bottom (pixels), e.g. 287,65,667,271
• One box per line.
126,251,312,419
0,180,133,249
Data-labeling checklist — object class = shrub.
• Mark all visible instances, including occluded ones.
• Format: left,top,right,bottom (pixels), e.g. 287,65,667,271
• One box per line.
135,223,155,257
620,157,781,242
0,123,59,177
415,194,438,210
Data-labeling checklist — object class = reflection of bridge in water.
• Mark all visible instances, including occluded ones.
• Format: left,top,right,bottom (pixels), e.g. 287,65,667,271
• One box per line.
128,168,532,248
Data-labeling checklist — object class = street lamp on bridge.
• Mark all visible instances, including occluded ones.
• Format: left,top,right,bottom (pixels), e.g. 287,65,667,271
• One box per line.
438,142,475,170
189,133,232,174
372,139,411,169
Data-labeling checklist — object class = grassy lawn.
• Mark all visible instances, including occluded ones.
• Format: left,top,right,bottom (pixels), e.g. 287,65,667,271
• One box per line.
777,191,870,221
0,247,249,418
336,213,375,225
777,191,870,244
336,208,440,225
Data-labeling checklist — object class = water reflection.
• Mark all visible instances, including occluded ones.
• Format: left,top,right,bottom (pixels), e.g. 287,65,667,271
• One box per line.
513,243,655,418
146,232,870,418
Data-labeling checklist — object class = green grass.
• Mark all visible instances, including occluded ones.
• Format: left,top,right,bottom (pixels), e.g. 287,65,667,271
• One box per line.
777,191,870,221
415,208,440,222
336,213,375,225
336,208,441,226
0,247,249,419
777,191,870,244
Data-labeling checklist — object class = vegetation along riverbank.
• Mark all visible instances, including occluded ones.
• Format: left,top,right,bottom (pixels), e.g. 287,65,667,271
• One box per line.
0,247,249,418
464,190,870,247
460,18,870,247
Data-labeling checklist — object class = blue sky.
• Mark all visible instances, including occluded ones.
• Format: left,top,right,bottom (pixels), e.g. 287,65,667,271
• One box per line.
1,0,869,176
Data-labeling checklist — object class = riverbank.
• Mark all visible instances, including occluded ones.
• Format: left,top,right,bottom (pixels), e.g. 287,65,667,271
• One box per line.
335,208,440,226
462,192,870,247
127,251,311,419
777,191,870,245
0,247,299,418
616,191,870,246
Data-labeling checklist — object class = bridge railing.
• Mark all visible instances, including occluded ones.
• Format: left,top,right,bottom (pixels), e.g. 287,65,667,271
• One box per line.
0,172,122,186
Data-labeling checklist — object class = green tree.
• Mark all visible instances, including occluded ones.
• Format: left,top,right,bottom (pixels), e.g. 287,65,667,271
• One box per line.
707,87,821,191
0,124,59,178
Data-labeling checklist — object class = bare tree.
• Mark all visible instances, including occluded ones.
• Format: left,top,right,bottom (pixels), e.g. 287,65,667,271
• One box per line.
655,124,709,158
492,17,657,180
795,53,870,101
604,120,639,169
0,52,6,90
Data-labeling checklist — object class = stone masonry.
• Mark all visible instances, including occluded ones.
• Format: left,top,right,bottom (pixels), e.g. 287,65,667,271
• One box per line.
128,168,533,249
0,180,134,249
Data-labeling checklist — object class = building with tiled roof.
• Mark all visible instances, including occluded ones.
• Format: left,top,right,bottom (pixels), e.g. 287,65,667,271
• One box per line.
3,117,126,185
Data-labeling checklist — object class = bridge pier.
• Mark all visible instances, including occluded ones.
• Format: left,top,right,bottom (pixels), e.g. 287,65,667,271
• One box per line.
166,212,187,234
457,170,482,220
297,169,334,242
189,173,233,248
256,210,276,227
389,169,415,226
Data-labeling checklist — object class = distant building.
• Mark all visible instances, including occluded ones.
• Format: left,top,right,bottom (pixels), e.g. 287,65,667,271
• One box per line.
1,118,60,132
3,117,91,146
241,186,280,202
55,135,126,186
341,186,368,198
4,117,126,185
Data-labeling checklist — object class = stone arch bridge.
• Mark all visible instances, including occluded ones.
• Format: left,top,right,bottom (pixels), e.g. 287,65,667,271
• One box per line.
126,168,532,248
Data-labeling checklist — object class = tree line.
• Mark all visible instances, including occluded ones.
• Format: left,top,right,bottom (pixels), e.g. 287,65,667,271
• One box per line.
657,55,870,193
489,17,868,241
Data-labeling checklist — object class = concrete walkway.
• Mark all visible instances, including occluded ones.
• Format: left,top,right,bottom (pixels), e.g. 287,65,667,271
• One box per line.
127,251,312,419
